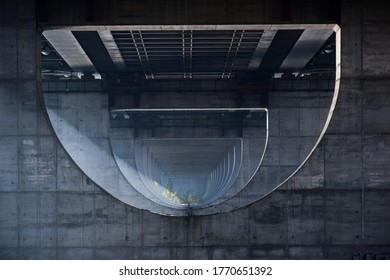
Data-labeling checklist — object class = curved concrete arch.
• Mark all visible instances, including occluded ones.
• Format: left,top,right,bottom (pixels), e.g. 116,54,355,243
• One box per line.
42,24,340,216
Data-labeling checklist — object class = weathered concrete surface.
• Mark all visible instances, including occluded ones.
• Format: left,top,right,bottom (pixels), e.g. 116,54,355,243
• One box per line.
37,0,339,26
1,0,390,259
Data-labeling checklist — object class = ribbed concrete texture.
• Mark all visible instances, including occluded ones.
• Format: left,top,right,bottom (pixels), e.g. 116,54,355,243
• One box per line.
0,0,390,259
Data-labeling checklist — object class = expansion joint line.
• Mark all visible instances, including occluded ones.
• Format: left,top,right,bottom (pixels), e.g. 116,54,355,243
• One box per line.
130,30,154,79
227,30,245,78
222,30,236,79
222,30,244,79
182,30,193,79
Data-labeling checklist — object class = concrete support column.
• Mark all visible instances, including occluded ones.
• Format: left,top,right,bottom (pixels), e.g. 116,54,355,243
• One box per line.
0,0,57,259
322,0,390,258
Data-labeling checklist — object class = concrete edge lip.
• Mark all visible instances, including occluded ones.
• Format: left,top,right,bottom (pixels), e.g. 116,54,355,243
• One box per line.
110,107,268,113
45,24,338,32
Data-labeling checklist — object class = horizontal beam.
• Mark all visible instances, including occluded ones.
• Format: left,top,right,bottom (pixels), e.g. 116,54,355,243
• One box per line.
248,30,277,70
111,107,267,113
98,30,128,71
42,30,97,73
279,29,334,72
45,24,338,32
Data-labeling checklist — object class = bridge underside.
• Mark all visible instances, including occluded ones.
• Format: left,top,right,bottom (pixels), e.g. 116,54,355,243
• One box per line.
0,0,389,259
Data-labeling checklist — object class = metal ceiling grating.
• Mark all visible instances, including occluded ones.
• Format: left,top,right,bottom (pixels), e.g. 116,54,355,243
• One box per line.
111,30,263,79
41,25,336,80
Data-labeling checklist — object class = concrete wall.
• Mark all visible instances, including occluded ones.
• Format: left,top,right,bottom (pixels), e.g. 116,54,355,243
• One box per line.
0,0,390,259
37,0,339,25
